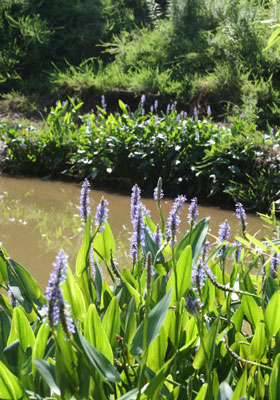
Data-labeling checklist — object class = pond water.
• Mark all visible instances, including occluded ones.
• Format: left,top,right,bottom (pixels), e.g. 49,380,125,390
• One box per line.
0,175,268,288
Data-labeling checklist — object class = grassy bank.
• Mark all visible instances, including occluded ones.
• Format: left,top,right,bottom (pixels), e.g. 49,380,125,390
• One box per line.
1,0,280,128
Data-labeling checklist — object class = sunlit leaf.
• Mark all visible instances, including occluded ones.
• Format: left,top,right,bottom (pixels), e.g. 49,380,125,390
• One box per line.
130,289,172,356
7,307,35,350
33,358,60,396
265,290,280,337
0,360,24,399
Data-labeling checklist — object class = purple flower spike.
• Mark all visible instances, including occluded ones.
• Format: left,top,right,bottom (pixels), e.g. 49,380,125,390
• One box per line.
131,184,141,226
95,198,109,232
188,197,199,226
80,179,91,223
166,195,187,245
153,224,162,247
153,186,164,202
130,205,145,264
235,202,247,234
217,220,230,256
44,250,75,338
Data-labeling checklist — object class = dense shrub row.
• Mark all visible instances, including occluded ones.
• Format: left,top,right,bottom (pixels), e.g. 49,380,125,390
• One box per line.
0,181,280,399
1,99,279,211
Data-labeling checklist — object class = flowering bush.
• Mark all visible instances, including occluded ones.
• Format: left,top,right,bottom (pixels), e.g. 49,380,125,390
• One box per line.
0,179,280,399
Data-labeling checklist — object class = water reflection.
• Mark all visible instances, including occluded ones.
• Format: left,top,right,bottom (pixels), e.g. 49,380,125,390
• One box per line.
0,175,267,287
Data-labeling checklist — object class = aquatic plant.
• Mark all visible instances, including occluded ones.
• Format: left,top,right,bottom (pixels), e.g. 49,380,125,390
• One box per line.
0,180,280,399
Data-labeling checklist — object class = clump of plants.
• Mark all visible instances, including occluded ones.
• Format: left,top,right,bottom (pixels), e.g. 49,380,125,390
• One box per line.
0,178,280,399
1,97,279,211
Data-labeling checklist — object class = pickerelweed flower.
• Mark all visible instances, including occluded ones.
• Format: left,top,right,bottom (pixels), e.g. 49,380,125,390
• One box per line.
153,224,162,247
43,250,75,339
166,195,186,245
130,184,141,225
140,94,146,107
270,252,280,279
188,197,199,226
202,240,210,260
80,179,91,223
235,202,247,234
130,205,145,264
95,197,109,232
191,262,215,300
217,220,230,256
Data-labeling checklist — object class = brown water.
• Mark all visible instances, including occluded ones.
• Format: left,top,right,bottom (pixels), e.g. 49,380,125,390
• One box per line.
0,175,267,288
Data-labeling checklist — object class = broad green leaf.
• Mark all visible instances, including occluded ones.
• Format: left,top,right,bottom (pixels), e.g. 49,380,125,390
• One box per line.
118,99,128,114
117,388,139,400
218,382,233,400
122,276,141,306
32,321,50,376
143,229,164,265
0,360,23,399
146,326,167,372
0,309,11,357
7,258,46,309
193,318,219,370
130,289,172,356
33,358,60,396
269,353,280,400
7,307,35,350
250,321,267,361
265,291,280,337
84,304,113,363
124,297,137,347
76,329,121,383
167,245,192,305
195,383,208,400
232,368,247,400
145,357,173,399
102,297,120,350
76,216,91,276
241,295,262,329
61,266,86,321
175,218,209,263
55,324,79,397
144,215,157,233
231,306,244,332
93,222,115,262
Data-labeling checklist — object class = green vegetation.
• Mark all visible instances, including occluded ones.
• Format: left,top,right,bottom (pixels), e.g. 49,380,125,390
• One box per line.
0,181,280,399
1,0,280,127
1,99,279,211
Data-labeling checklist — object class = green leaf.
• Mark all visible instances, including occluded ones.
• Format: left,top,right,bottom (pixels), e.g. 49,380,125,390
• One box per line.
250,321,267,361
102,297,120,350
7,258,46,309
33,358,60,396
265,291,280,337
118,100,128,114
146,327,167,372
175,218,209,263
61,266,86,322
84,304,113,363
32,321,50,376
232,368,247,400
7,307,35,350
269,353,280,400
0,309,11,357
93,222,115,263
130,289,172,356
241,295,262,329
76,216,91,276
167,245,192,305
123,296,137,346
76,329,121,383
145,357,173,399
193,318,219,370
194,383,208,400
218,382,233,400
0,360,24,399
